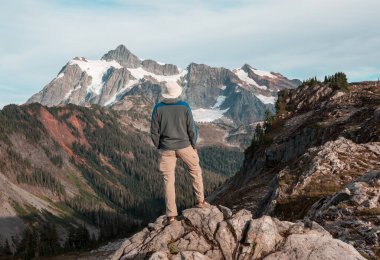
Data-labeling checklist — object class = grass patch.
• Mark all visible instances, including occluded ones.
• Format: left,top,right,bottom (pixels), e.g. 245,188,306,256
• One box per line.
168,243,179,254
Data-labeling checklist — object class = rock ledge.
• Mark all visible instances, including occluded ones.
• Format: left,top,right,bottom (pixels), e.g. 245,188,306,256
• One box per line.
112,205,365,260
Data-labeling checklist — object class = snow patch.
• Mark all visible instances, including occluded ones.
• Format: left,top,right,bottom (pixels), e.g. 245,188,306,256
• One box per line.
211,95,226,109
156,61,166,65
234,69,267,90
193,95,228,123
255,94,276,104
70,59,122,95
250,67,277,78
192,108,228,123
220,85,227,90
64,85,81,100
128,67,186,83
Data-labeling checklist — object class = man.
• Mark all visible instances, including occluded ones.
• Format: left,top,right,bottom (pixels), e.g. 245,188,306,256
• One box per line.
151,81,209,224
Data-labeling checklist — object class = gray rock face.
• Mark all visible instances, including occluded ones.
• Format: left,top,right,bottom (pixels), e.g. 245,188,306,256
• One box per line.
142,59,179,76
223,89,273,125
240,64,301,92
97,67,135,105
112,205,365,260
184,63,235,108
28,63,92,106
307,171,380,259
102,46,179,76
102,44,142,68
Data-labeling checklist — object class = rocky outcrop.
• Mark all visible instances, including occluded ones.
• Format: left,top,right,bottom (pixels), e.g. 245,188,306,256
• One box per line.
273,137,380,216
112,205,365,260
211,83,380,219
307,171,380,259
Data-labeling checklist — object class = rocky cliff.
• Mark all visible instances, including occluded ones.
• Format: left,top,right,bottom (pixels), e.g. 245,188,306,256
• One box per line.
211,82,379,212
210,81,380,258
112,205,365,260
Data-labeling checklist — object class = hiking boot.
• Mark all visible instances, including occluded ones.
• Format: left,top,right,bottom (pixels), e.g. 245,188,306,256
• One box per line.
195,201,210,208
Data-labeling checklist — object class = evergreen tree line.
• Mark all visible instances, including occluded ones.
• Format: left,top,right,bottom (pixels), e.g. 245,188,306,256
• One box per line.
324,72,349,91
250,110,274,147
0,104,46,145
65,197,139,239
300,72,349,92
2,223,61,259
17,168,65,196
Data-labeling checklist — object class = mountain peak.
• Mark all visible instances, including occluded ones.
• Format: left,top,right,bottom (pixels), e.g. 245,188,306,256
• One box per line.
101,44,141,68
115,44,128,51
241,63,252,70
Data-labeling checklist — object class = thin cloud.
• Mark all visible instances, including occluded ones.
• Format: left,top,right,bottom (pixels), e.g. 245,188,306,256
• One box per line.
0,0,379,106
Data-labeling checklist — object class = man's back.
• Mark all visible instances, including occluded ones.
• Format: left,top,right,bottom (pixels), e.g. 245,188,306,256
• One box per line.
151,98,198,150
152,82,207,223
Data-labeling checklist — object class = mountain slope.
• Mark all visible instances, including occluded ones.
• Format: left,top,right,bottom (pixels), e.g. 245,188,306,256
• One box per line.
27,45,300,125
0,103,242,256
210,79,380,258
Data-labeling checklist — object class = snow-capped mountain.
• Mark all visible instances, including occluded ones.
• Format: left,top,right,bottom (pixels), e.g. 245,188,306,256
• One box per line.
27,45,301,125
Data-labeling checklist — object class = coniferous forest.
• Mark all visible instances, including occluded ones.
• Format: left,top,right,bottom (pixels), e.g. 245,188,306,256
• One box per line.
0,103,243,258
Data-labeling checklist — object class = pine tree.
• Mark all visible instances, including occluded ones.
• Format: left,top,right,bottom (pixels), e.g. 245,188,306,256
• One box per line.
4,239,12,255
17,225,37,260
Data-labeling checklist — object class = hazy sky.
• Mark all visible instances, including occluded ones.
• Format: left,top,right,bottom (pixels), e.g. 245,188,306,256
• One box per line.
0,0,379,108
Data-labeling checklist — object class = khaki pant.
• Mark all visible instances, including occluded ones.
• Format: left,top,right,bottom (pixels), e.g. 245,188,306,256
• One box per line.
159,145,204,217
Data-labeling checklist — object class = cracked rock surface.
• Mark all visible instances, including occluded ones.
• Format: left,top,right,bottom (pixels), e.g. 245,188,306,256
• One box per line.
112,205,365,260
307,171,380,259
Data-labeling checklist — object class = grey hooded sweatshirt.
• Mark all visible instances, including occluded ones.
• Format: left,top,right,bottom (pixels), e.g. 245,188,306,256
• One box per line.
150,98,198,150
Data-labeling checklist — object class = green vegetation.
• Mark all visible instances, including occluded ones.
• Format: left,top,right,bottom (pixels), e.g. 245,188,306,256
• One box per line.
275,89,290,116
297,72,349,92
65,224,94,251
324,72,349,92
17,168,65,196
248,110,277,152
302,76,321,86
169,243,179,254
42,146,63,168
0,104,46,144
16,223,61,259
198,146,243,176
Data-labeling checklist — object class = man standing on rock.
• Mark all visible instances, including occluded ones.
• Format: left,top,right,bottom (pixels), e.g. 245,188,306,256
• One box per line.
151,81,209,224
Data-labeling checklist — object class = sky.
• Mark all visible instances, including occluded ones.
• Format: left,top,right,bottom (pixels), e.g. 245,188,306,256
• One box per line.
0,0,379,108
